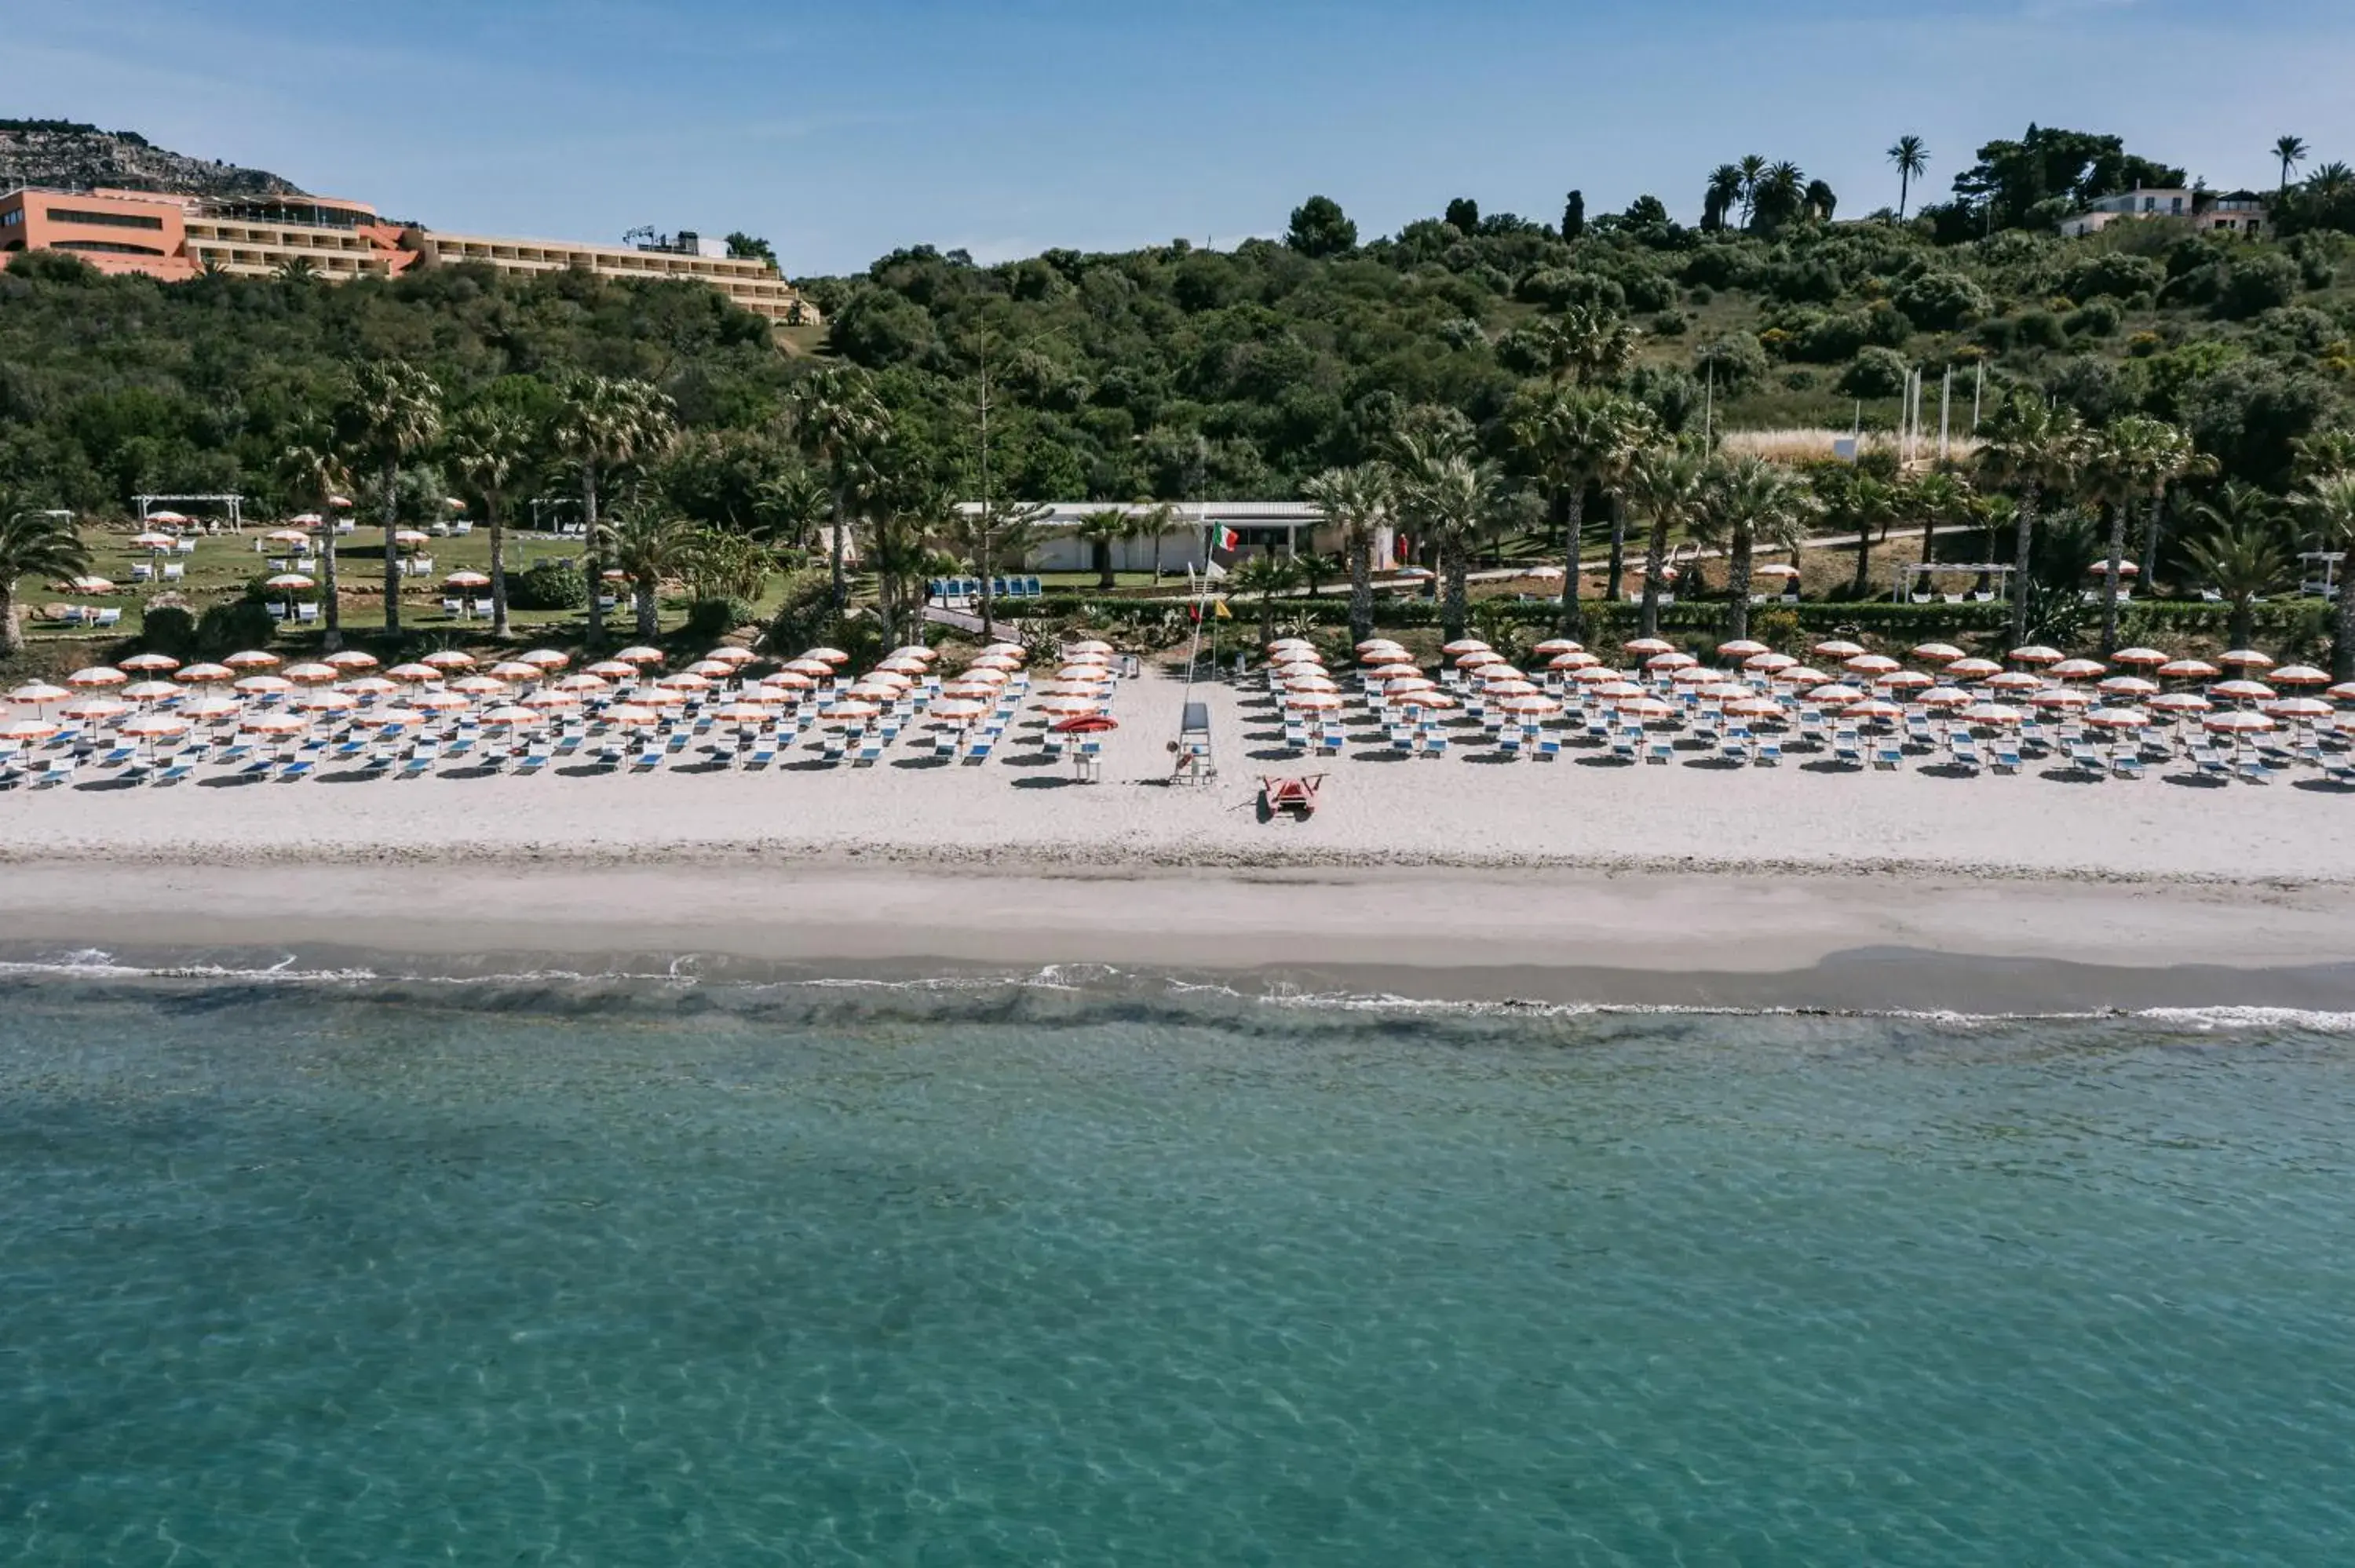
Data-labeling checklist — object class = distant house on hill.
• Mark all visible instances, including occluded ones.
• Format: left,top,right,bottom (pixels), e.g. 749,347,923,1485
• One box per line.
955,501,1398,577
2061,188,2268,239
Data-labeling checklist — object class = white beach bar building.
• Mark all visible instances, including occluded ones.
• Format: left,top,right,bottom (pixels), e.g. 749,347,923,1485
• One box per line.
958,501,1398,576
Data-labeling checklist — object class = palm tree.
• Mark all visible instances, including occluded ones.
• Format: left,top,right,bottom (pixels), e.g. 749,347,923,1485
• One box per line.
1624,443,1707,637
1509,387,1653,636
2181,510,2287,648
1302,464,1393,646
0,505,88,658
606,508,692,640
752,466,830,556
443,405,534,637
2090,416,2207,653
1888,134,1930,220
276,435,351,649
1123,501,1177,582
1978,396,2090,645
553,375,674,644
1905,470,1972,572
788,368,891,614
1736,155,1768,228
2276,134,2310,193
2307,162,2355,201
1525,305,1638,386
1390,436,1498,643
1072,507,1130,591
1228,552,1299,645
1695,455,1814,643
348,360,444,638
1752,162,1806,231
2138,428,2216,585
2295,472,2355,677
1703,165,1745,232
1836,473,1900,598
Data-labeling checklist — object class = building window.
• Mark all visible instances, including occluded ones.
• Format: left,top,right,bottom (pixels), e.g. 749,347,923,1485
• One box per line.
46,206,166,231
0,208,23,228
53,239,167,256
2171,198,2183,214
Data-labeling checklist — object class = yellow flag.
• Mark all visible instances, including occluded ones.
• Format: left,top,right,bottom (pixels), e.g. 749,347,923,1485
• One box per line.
1211,597,1232,620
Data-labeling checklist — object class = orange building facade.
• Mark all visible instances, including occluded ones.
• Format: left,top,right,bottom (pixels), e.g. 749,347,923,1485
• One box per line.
1,185,812,323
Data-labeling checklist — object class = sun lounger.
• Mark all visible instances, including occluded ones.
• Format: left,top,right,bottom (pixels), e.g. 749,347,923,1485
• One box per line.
1391,727,1415,753
1719,736,1748,765
2067,744,2106,776
1420,732,1449,759
1498,730,1521,758
820,736,846,764
276,759,314,782
1949,738,1982,773
630,749,664,773
2237,756,2277,785
2194,749,2233,781
933,735,958,761
1611,732,1638,763
33,760,74,789
1833,733,1864,767
1535,735,1561,761
853,739,883,766
1754,738,1783,766
962,737,992,764
2109,751,2145,780
1646,741,1674,765
1871,745,1902,771
1282,723,1308,753
151,762,194,786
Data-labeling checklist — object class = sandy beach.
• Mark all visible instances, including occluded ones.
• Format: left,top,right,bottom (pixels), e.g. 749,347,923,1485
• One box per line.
9,669,2355,1006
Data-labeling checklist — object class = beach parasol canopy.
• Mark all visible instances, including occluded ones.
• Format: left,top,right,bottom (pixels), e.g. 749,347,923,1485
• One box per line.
120,714,190,739
519,649,570,669
552,673,612,693
131,531,177,550
613,646,665,665
803,647,852,665
0,719,61,741
2203,710,2276,735
685,658,737,679
1053,713,1120,734
1036,694,1102,716
1984,670,2044,691
1587,678,1645,698
241,713,312,735
9,681,71,705
2265,696,2334,720
2111,647,2171,667
2330,682,2355,703
2098,675,2160,697
266,528,312,545
2025,687,2094,709
1548,651,1601,672
1744,652,1798,673
282,662,339,684
1752,562,1802,579
1726,695,1786,718
449,674,508,695
2269,665,2329,687
60,697,130,722
1700,681,1753,702
929,698,990,723
1442,638,1495,658
2048,658,2108,680
265,574,316,592
1619,695,1676,720
391,529,431,547
2008,645,2064,665
2148,691,2212,713
1916,686,1973,708
1716,639,1771,659
520,689,582,709
1806,683,1865,706
1286,691,1343,711
489,660,546,681
387,662,444,683
420,650,476,670
1962,702,2024,725
1847,698,1904,722
1532,638,1583,657
1667,666,1718,687
1285,673,1339,693
2218,649,2275,669
119,652,181,673
1393,691,1459,710
1910,643,1965,663
121,680,181,702
1622,636,1676,657
2157,659,2218,680
782,657,834,679
653,671,712,691
1843,652,1900,676
2211,679,2276,702
173,662,234,684
223,649,280,669
324,650,379,670
1944,657,2003,680
1810,639,1865,659
1496,693,1561,717
338,676,399,698
291,690,356,713
444,571,491,589
1065,639,1113,655
66,666,127,687
586,660,639,680
1876,669,1934,691
407,691,469,712
602,703,663,726
2089,559,2140,577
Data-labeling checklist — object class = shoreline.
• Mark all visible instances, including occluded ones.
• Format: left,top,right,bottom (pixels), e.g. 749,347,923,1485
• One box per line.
5,859,2355,1012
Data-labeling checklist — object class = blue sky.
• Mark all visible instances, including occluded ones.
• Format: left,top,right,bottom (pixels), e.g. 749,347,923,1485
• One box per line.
9,0,2353,279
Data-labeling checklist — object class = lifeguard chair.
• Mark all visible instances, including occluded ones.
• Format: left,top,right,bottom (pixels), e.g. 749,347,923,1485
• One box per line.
1170,698,1217,785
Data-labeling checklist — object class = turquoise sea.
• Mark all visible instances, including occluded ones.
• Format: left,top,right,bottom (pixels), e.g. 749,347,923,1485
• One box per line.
3,968,2353,1565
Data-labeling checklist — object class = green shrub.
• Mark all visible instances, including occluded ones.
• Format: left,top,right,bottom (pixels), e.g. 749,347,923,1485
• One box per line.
509,558,587,611
2064,299,2122,338
1838,347,1910,399
195,600,277,655
141,603,196,655
2013,310,2066,351
685,596,758,639
761,570,837,653
2217,252,2300,321
1649,308,1689,337
1893,271,1991,330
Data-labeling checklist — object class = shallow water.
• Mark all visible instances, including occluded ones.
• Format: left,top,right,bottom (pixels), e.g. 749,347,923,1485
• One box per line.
3,973,2353,1565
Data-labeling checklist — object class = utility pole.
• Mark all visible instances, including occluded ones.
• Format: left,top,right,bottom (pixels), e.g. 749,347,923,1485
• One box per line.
1702,361,1714,452
1972,360,1984,433
972,334,996,638
1939,366,1953,464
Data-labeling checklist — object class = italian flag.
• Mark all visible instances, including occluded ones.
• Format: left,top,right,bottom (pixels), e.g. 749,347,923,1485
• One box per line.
1215,526,1240,553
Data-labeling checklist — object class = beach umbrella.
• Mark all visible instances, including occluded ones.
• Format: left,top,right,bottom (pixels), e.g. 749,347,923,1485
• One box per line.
1287,690,1343,712
2269,664,2330,687
701,699,772,726
514,688,579,712
1379,676,1437,695
121,714,199,739
7,681,68,706
1843,652,1901,676
327,496,353,509
2025,687,2094,709
1726,695,1785,719
979,642,1028,660
1548,651,1601,672
282,662,340,684
1716,639,1771,659
803,647,851,665
1268,647,1322,667
936,679,999,702
1910,642,1966,663
265,528,312,545
1642,651,1696,673
2157,658,2218,680
1944,657,2002,680
131,531,176,550
684,658,737,679
1962,702,2024,725
179,696,242,722
1497,693,1562,718
288,512,323,527
387,662,443,684
2218,649,2275,669
1806,683,1865,706
407,690,469,713
1052,713,1119,734
782,657,834,680
1393,691,1459,711
652,671,711,692
487,660,545,682
0,719,60,742
1037,694,1102,717
60,697,130,723
291,690,356,713
1810,639,1865,659
929,698,990,723
1356,637,1408,655
2149,691,2212,714
1916,686,1973,708
119,652,181,673
338,676,400,698
1699,681,1752,702
519,649,570,670
1743,651,1797,673
551,673,611,694
145,509,190,525
1619,695,1676,721
612,646,666,665
444,571,491,589
449,674,508,696
120,680,181,703
391,529,431,547
2204,711,2277,736
1065,639,1113,656
241,713,312,736
421,650,476,670
2008,644,2064,665
1772,666,1828,687
324,650,379,671
2049,658,2108,680
2266,696,2334,720
602,703,663,727
2111,647,2171,668
1285,673,1339,693
358,708,430,730
2331,682,2355,704
581,660,637,680
1667,666,1719,687
65,666,127,687
1587,679,1645,700
2098,675,2160,698
173,662,234,685
1440,638,1494,658
1486,678,1543,698
632,684,688,707
820,698,883,724
1876,670,1935,693
1572,666,1630,686
1532,638,1583,657
882,644,935,664
1984,670,2044,691
1363,662,1421,683
475,705,543,729
1622,636,1676,657
1266,636,1314,653
1054,664,1112,683
1847,698,1904,723
1356,643,1410,662
2211,679,2276,702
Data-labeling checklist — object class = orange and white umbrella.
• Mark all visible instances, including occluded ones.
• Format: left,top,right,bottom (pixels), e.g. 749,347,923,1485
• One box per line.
1806,684,1865,706
1773,666,1828,687
1944,657,2002,680
1287,690,1343,712
119,652,181,673
0,719,60,742
61,697,130,722
1549,651,1601,672
292,690,357,713
476,706,543,727
1810,639,1865,659
520,689,582,710
1380,676,1437,695
802,647,851,665
1393,691,1459,711
1727,695,1786,719
1266,637,1315,655
1588,678,1645,699
685,659,737,680
2218,649,2275,669
2160,655,2217,680
2211,679,2276,702
449,675,508,696
2266,696,2334,720
979,642,1028,660
131,531,177,550
552,673,611,694
1744,651,1796,673
930,698,991,724
586,660,639,680
283,662,340,684
1910,642,1965,663
324,650,379,671
265,573,316,592
1037,694,1101,717
1843,653,1900,676
1962,702,2024,725
2111,647,2171,668
242,713,312,735
1847,698,1904,723
883,644,937,664
421,650,476,669
338,676,400,698
519,648,570,670
1619,695,1676,720
603,703,663,726
1497,693,1561,717
1285,673,1339,693
179,696,241,722
1667,666,1720,687
121,680,181,703
2330,682,2355,703
173,662,234,684
1917,686,1973,708
613,646,665,665
1356,636,1408,655
444,570,491,590
2098,675,2159,698
1065,639,1113,655
66,666,127,687
820,698,882,722
122,715,191,740
404,690,467,713
388,662,443,683
938,678,1002,700
783,657,835,680
2204,710,2276,735
2149,691,2212,714
2049,658,2107,680
490,661,546,681
1622,636,1674,657
1532,637,1583,657
2008,644,2064,665
1876,669,1934,691
1716,639,1771,659
707,699,778,724
2025,687,2094,709
359,709,430,729
1645,651,1697,673
1984,670,2044,691
392,529,432,546
2269,664,2329,687
1364,662,1421,683
234,673,293,695
1485,677,1543,698
1699,682,1751,702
